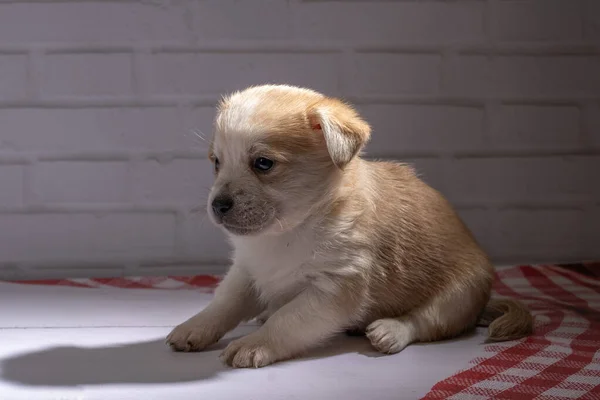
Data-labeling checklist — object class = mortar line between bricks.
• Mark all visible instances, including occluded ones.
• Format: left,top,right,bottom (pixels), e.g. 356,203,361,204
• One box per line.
0,0,140,3
299,0,500,2
0,205,181,214
452,149,600,158
0,98,218,108
34,151,209,162
1,96,600,109
2,43,599,55
3,150,598,164
0,201,593,215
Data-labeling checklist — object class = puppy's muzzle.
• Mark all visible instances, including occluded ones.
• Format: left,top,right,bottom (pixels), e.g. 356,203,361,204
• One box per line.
211,195,234,220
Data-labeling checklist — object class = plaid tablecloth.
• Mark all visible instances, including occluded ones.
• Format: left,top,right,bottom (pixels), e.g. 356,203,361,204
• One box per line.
424,263,600,400
8,264,600,399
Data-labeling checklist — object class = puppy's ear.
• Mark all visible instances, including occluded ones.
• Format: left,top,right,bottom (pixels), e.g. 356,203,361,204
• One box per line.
308,98,371,168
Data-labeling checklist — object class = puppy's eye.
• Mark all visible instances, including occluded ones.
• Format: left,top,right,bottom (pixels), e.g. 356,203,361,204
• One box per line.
214,157,220,173
253,157,274,172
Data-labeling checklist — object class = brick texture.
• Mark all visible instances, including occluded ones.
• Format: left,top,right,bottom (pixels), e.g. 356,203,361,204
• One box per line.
0,0,597,278
0,165,24,208
149,53,340,96
359,104,484,155
351,53,441,96
43,53,134,97
132,159,213,205
0,108,191,152
0,54,29,101
488,105,581,150
490,0,583,42
33,161,129,204
0,212,176,263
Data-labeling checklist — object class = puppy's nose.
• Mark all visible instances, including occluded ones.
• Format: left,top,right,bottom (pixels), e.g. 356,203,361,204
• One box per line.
211,196,234,218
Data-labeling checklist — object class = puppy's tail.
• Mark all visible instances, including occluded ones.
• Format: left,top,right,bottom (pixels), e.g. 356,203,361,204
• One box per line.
478,298,534,343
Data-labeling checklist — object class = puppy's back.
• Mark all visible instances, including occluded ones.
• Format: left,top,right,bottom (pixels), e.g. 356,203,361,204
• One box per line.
357,160,494,317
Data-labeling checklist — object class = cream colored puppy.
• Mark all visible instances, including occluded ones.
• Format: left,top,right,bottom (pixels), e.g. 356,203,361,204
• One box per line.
167,84,533,368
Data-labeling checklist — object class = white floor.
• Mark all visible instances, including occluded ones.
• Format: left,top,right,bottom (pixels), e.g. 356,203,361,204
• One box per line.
0,281,489,400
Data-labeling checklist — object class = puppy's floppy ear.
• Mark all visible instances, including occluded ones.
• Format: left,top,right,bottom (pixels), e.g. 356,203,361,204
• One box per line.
308,97,371,168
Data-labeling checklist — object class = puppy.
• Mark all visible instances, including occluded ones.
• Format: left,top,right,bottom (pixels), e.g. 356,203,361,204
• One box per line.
167,84,533,368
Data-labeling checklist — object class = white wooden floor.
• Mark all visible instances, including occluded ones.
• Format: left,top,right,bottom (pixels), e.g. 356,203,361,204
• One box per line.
0,281,489,400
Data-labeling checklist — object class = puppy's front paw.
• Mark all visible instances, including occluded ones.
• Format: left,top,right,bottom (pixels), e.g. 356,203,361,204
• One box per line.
166,322,220,352
219,334,279,368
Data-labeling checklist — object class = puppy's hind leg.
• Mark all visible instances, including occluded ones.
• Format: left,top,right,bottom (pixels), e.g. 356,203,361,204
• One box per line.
366,285,489,354
366,316,418,354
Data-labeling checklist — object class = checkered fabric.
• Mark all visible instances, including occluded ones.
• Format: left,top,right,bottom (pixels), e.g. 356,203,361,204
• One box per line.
423,264,600,400
8,275,221,291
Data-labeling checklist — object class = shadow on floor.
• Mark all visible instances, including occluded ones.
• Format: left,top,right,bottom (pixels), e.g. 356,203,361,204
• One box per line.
1,329,479,387
0,333,379,386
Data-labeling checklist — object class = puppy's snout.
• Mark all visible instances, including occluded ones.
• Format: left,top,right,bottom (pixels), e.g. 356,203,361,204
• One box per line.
211,195,234,218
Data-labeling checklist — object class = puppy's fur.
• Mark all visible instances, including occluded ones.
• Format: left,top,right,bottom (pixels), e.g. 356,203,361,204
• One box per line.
167,84,533,368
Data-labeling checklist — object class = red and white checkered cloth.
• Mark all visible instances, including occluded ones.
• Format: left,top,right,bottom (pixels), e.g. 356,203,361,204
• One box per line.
7,264,600,399
7,275,221,291
424,264,600,400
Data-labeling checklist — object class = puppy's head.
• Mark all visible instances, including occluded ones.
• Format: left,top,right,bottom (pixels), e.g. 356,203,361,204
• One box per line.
207,84,370,236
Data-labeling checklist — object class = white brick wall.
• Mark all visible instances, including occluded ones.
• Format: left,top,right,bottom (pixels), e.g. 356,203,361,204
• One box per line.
0,0,598,279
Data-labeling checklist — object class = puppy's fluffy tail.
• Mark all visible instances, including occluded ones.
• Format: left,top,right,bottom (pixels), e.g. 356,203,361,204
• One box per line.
478,298,534,342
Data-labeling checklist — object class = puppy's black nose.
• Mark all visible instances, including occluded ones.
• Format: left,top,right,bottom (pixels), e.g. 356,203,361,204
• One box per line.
211,196,234,218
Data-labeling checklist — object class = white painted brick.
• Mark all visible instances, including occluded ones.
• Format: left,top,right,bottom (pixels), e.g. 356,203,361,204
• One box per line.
445,56,600,98
494,208,585,260
351,53,441,95
583,0,600,41
294,2,484,44
0,108,190,152
189,0,291,40
0,212,176,262
359,104,484,155
583,207,600,259
489,105,581,150
182,212,230,261
149,53,339,95
0,54,28,101
445,156,600,203
491,0,582,42
0,0,598,275
132,159,213,205
185,106,218,147
456,208,495,257
0,2,190,44
400,158,448,194
584,104,600,147
0,165,24,207
492,56,600,97
443,55,489,98
33,161,129,204
43,54,133,97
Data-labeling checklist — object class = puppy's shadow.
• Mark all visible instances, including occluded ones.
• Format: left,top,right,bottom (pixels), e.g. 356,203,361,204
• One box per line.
1,327,480,387
0,337,233,386
0,329,374,387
